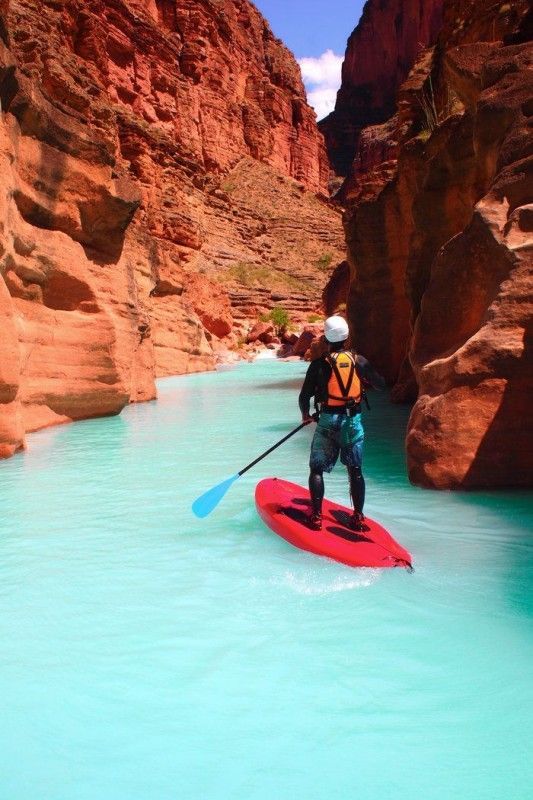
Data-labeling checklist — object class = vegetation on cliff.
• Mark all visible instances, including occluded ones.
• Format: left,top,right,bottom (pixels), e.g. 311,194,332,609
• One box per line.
323,0,532,488
0,0,343,457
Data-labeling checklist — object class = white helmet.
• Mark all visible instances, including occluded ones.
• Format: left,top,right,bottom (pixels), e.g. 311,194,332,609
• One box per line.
324,315,349,343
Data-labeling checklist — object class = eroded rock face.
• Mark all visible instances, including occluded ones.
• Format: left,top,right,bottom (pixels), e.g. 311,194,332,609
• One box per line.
326,0,532,488
193,156,345,334
0,0,334,456
323,260,350,316
320,0,444,176
407,36,533,489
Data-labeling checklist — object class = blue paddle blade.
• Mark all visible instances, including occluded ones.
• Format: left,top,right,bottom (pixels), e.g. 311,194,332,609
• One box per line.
192,473,240,518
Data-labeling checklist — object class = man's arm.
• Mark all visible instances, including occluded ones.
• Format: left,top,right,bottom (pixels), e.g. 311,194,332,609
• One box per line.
355,354,386,390
298,359,321,419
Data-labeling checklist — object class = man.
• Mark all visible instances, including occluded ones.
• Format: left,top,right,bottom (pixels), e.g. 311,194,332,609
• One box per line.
298,315,385,531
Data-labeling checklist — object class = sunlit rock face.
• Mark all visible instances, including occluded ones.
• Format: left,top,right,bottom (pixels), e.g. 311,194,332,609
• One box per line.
0,0,337,457
324,0,532,488
320,0,444,176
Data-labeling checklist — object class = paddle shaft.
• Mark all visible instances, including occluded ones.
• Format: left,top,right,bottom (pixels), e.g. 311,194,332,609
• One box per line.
238,420,311,477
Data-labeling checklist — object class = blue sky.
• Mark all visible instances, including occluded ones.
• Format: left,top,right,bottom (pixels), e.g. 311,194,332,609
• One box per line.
253,0,366,118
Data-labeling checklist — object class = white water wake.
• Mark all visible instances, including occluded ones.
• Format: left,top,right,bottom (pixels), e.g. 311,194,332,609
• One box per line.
271,566,382,595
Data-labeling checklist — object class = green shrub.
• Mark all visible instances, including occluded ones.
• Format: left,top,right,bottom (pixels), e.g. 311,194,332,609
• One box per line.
269,306,290,334
316,253,333,271
416,129,432,144
227,262,271,286
226,262,306,292
307,313,322,323
416,76,459,138
227,262,250,283
256,307,290,334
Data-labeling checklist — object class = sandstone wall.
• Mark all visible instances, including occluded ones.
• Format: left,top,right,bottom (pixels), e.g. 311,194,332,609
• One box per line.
326,0,532,488
0,0,339,457
320,0,444,176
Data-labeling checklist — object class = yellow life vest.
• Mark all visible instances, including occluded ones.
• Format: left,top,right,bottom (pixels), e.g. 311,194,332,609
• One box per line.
326,351,361,406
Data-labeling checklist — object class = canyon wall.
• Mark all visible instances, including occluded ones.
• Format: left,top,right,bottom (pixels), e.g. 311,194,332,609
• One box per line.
320,0,444,175
327,0,532,488
0,0,343,458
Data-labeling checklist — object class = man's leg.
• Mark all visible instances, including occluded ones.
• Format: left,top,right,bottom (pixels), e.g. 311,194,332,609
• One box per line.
348,465,365,517
340,413,367,530
309,468,324,517
308,415,340,529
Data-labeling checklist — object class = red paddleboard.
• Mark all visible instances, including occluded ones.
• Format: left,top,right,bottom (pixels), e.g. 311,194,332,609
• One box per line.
255,478,412,570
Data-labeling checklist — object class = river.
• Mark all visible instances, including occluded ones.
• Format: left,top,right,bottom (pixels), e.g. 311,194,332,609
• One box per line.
1,360,532,799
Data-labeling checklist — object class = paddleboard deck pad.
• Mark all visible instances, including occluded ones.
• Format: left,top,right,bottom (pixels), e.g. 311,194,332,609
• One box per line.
255,478,412,570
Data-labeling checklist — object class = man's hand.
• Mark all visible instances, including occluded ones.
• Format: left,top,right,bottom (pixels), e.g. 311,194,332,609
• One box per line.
302,412,313,424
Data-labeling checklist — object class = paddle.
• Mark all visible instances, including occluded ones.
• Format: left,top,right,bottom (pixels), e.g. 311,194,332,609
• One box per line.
192,419,313,518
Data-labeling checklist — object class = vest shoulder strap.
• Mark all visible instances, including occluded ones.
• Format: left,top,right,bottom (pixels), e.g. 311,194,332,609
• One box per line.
327,352,356,399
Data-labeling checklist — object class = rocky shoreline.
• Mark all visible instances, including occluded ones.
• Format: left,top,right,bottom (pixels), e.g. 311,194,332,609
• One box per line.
214,322,326,367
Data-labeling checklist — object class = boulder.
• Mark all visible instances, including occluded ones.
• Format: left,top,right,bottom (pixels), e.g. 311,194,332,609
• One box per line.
277,343,294,358
292,324,323,357
246,321,275,344
281,331,299,345
306,335,329,362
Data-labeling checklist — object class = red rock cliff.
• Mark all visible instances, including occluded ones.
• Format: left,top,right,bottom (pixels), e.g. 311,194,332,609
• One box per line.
326,0,532,488
320,0,444,175
0,0,339,458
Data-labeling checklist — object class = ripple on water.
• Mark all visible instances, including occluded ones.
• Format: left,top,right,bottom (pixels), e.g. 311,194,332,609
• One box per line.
0,360,532,800
274,566,382,595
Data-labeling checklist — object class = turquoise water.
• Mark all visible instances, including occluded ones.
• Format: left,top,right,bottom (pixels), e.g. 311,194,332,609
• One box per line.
1,360,532,800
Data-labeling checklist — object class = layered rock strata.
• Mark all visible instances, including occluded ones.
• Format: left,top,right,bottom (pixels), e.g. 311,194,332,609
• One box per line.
0,0,339,457
320,0,444,176
327,0,532,488
196,157,345,332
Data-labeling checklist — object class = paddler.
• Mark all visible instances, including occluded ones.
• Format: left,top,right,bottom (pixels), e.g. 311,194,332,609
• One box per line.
298,315,385,531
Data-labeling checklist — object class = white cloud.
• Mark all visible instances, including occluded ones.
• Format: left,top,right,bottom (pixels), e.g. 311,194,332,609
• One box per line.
298,49,343,121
